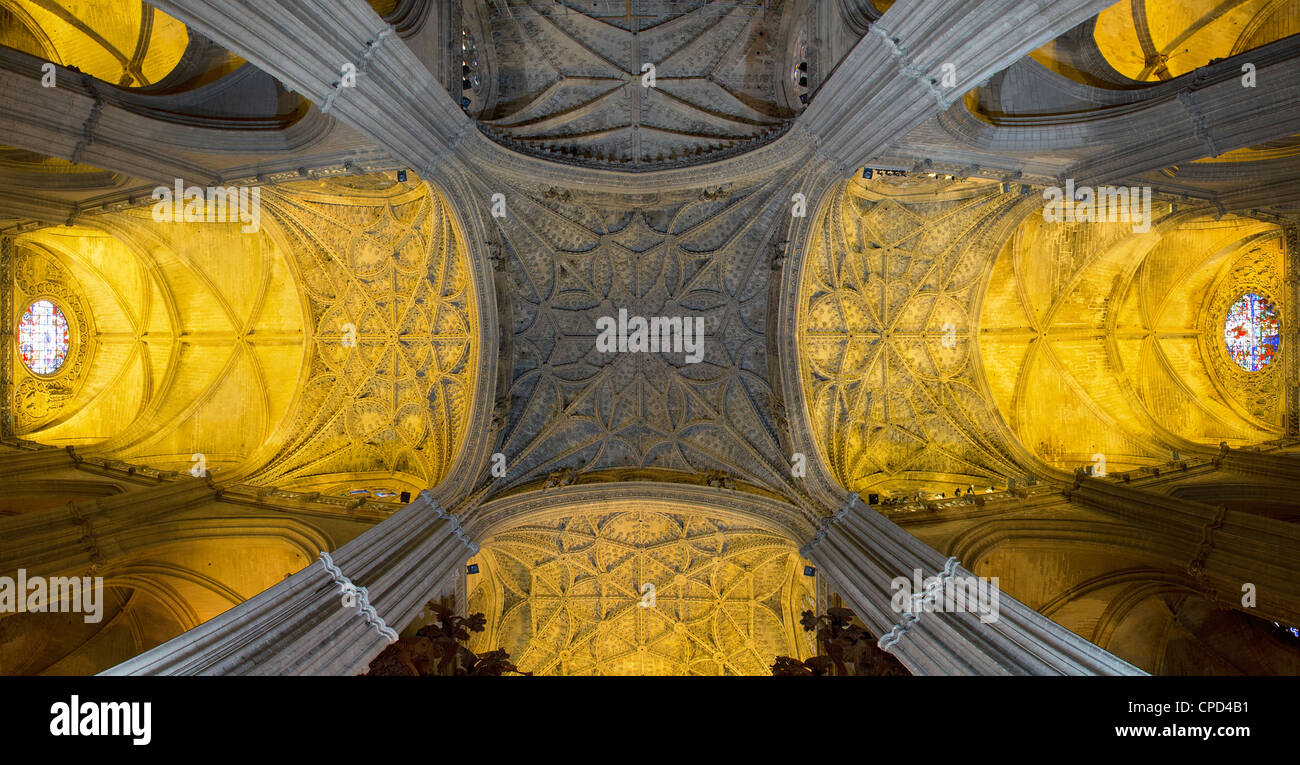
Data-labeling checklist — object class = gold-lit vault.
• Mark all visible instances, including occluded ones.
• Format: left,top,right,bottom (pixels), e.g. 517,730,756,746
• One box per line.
466,504,817,676
979,211,1286,474
10,213,307,476
7,173,479,494
0,530,323,674
795,174,1025,498
0,0,189,86
246,174,478,495
1092,0,1299,81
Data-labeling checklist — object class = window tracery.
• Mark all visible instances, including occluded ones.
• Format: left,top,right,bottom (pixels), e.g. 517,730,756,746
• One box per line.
1224,293,1281,372
17,299,69,375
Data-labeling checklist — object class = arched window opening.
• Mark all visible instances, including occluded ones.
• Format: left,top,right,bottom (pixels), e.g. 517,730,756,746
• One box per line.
1224,293,1280,372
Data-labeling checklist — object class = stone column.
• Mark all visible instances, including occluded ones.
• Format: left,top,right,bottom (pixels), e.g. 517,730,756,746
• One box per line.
0,45,393,220
101,490,477,675
146,0,471,174
801,494,1145,675
837,0,881,36
0,440,77,478
0,474,217,578
1065,472,1300,625
801,0,1117,170
0,48,213,186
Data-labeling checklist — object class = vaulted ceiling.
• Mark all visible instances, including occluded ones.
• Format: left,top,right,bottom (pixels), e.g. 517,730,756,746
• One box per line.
797,174,1030,497
981,210,1286,473
11,210,307,474
9,175,479,497
466,0,801,170
465,501,816,676
0,0,188,86
468,163,817,506
3,0,1295,499
1,0,1298,677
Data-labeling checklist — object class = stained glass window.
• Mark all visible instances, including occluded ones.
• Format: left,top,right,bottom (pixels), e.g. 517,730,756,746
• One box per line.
18,299,70,375
1224,293,1280,371
340,488,400,500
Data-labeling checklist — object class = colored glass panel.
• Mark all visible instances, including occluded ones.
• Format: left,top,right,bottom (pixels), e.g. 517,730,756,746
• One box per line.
1224,293,1280,371
18,299,70,375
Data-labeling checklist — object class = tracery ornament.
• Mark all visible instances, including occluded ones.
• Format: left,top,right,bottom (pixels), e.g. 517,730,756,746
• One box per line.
796,176,1024,495
471,168,812,497
17,299,69,375
1200,241,1285,425
472,0,794,170
466,509,817,676
245,176,477,493
10,246,94,429
1223,293,1280,372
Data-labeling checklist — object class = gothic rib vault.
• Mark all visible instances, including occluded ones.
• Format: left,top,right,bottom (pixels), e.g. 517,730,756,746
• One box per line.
1,0,1299,676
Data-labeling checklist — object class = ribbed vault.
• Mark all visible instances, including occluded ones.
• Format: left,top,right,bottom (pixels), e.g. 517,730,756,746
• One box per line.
467,0,801,170
464,497,816,676
979,211,1287,473
470,161,819,505
0,0,189,86
1,0,1299,679
242,174,479,495
10,209,307,475
7,173,480,494
795,173,1033,498
1093,0,1300,81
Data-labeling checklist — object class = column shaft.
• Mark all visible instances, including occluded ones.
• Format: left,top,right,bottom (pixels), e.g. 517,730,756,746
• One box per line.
801,0,1116,170
1066,474,1300,624
101,491,476,675
803,494,1145,675
0,475,217,577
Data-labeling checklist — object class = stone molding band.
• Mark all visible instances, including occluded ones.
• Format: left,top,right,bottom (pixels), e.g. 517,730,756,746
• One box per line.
878,555,961,651
318,551,398,643
869,23,952,110
1177,89,1220,158
70,73,105,168
799,492,857,558
320,23,396,114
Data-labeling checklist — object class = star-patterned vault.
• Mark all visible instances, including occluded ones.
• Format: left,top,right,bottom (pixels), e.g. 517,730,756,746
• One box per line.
243,175,478,494
466,508,816,675
797,174,1027,496
473,164,820,502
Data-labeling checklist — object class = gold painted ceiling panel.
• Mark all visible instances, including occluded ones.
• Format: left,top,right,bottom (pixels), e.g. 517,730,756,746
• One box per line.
467,508,816,676
979,212,1285,472
11,216,306,476
797,176,1025,497
1,0,189,86
245,175,478,495
1092,0,1299,81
